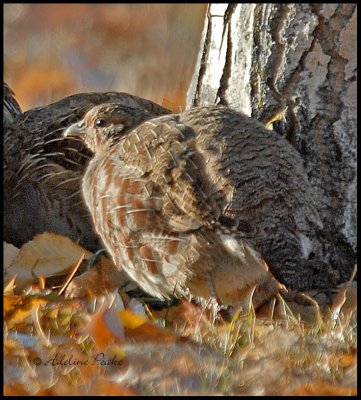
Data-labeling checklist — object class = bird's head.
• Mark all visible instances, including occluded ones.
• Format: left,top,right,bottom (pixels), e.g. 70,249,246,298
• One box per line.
64,103,153,153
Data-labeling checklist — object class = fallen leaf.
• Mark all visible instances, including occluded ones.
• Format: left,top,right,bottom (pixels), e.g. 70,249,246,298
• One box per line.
4,276,17,295
120,312,180,344
87,379,137,395
4,233,92,292
287,382,357,396
340,353,357,368
4,294,48,329
84,295,125,351
64,255,129,299
118,309,147,330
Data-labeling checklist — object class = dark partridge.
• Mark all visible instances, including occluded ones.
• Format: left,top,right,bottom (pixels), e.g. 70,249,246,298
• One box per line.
4,87,170,251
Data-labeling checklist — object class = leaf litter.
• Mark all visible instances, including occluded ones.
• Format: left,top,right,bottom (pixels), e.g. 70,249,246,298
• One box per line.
3,234,357,395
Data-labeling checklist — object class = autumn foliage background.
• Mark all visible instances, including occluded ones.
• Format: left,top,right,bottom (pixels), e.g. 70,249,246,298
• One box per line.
3,4,357,396
4,4,206,111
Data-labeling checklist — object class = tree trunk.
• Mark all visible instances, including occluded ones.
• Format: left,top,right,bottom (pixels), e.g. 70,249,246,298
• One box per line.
187,3,356,284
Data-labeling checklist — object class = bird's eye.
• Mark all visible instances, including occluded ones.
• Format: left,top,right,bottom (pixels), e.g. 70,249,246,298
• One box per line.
95,118,106,127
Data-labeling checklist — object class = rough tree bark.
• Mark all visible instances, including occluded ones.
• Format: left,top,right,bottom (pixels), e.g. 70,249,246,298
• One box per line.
187,3,356,284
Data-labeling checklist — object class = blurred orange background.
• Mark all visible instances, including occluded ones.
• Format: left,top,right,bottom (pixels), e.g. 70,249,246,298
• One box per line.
4,4,206,112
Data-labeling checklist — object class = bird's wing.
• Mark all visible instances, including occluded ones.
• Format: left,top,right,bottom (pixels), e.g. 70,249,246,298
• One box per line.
113,115,222,233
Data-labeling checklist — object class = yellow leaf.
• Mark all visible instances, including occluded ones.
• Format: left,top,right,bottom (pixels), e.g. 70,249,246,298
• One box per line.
4,276,17,295
118,309,147,329
3,295,22,317
4,294,48,328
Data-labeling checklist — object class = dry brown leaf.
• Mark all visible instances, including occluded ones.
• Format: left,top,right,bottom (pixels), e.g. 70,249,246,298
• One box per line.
65,255,129,299
340,353,357,368
87,379,137,396
34,379,137,396
286,382,357,396
151,300,214,337
4,383,32,396
152,300,203,323
84,296,125,351
4,233,92,292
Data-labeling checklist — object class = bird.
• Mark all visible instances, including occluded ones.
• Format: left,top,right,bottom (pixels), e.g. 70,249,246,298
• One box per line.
3,82,22,124
4,87,170,251
65,103,315,308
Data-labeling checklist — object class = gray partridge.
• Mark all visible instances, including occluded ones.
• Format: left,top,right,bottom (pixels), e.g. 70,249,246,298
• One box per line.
4,89,170,250
65,104,305,307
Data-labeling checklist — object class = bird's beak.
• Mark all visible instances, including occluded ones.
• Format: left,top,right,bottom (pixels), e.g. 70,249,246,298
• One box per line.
64,120,86,138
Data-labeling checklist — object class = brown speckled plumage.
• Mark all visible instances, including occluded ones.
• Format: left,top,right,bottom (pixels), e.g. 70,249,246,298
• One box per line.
65,104,307,306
